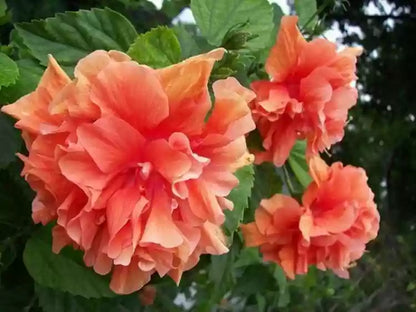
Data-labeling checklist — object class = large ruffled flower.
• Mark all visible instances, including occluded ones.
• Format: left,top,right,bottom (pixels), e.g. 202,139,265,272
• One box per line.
250,16,362,166
241,157,379,278
1,49,256,294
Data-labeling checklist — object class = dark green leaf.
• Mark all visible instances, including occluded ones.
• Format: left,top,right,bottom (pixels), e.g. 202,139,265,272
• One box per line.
23,226,116,299
0,59,43,104
294,0,318,32
191,0,274,51
224,165,254,237
15,8,137,70
234,247,261,268
273,265,290,307
288,140,312,189
0,115,21,169
0,53,18,89
271,3,284,39
128,26,181,68
174,25,201,59
0,0,6,18
247,163,282,222
208,239,239,303
161,0,190,19
36,284,142,312
234,264,274,296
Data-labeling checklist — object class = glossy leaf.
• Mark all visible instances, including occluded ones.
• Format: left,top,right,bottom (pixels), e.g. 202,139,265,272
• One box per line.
288,140,312,189
23,226,116,299
191,0,274,50
15,8,137,69
0,52,18,89
128,26,181,68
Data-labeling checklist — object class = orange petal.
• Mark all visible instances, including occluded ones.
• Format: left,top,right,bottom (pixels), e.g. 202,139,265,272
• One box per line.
205,77,255,139
77,116,146,173
110,262,153,294
156,48,225,106
1,55,70,133
91,61,169,133
241,223,268,247
265,16,306,82
308,156,329,186
145,139,192,182
140,190,184,248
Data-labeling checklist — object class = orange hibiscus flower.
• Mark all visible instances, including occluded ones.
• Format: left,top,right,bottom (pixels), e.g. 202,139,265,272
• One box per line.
241,157,379,278
251,16,362,166
1,49,256,294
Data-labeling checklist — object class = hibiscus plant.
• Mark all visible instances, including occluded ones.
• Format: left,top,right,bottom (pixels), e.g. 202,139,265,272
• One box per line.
0,0,381,311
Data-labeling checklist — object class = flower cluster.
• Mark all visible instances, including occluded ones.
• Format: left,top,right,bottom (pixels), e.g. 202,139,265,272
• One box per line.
242,157,379,278
1,49,255,294
250,16,362,166
2,13,380,296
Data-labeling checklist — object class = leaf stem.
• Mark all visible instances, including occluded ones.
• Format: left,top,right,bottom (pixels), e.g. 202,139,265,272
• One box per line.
301,0,334,33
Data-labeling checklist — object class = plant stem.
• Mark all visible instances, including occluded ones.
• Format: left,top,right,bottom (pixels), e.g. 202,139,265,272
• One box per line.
283,164,296,195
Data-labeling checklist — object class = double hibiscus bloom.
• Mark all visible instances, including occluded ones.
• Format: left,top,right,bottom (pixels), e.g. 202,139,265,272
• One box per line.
1,16,379,294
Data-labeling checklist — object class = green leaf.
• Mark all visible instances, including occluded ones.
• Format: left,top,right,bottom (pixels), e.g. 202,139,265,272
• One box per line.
23,226,116,299
295,0,318,32
288,140,312,189
208,239,239,303
161,0,190,19
0,115,21,169
271,3,284,39
0,59,43,103
0,53,19,89
224,165,254,237
191,0,274,51
273,265,290,307
174,25,201,59
234,264,274,296
247,163,282,222
234,247,261,268
15,8,137,70
128,26,181,68
36,284,142,312
0,0,6,18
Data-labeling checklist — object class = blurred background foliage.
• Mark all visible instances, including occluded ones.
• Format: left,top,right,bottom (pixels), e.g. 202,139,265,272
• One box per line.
0,0,415,311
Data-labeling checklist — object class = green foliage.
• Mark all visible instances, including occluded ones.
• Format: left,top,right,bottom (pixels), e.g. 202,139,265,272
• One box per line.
23,226,116,299
128,26,181,68
0,52,18,88
15,8,137,70
174,25,202,58
295,0,318,32
0,59,43,103
224,165,254,238
191,0,274,51
0,0,413,311
288,140,312,189
36,285,142,312
0,0,6,18
0,115,21,169
247,163,283,222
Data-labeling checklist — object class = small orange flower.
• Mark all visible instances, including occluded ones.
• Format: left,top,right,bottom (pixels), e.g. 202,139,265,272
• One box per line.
250,16,362,166
2,49,255,294
241,157,379,278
